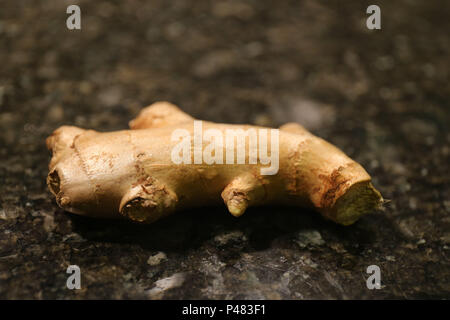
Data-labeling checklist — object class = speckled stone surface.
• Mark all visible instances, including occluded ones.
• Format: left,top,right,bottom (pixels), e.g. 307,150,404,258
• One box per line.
0,0,448,299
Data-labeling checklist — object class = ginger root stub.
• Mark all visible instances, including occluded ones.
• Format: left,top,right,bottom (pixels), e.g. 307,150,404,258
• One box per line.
46,101,382,226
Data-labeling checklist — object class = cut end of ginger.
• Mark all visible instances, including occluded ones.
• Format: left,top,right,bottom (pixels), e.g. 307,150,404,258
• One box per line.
333,182,383,226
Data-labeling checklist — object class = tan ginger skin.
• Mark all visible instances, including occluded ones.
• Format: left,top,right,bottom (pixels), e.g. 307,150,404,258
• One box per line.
46,101,383,226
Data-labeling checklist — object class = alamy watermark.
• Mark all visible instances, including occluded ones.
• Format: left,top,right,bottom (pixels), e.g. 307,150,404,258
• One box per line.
366,265,382,289
170,121,279,175
366,5,381,30
66,265,81,290
66,5,81,30
66,4,380,31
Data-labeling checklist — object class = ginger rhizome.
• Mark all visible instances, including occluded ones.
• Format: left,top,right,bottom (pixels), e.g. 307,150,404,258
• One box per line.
46,102,382,226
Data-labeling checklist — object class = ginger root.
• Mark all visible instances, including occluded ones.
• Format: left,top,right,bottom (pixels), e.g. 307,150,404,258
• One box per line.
46,101,382,226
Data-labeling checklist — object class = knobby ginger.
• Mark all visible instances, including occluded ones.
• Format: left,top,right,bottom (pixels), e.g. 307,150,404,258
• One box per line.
46,101,382,226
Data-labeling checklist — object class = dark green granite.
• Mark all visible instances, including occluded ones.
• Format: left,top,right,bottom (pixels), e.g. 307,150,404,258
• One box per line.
0,0,448,299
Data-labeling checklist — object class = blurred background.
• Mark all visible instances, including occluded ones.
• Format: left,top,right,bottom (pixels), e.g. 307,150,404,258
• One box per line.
0,0,448,299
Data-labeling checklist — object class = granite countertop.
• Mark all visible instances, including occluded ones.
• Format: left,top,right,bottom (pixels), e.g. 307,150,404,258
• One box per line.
0,0,448,299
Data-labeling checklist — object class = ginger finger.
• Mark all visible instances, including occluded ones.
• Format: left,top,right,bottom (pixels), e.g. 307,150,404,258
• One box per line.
221,173,266,217
129,101,193,129
119,178,178,223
